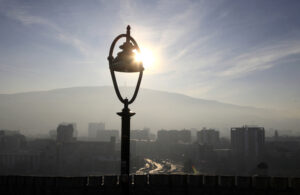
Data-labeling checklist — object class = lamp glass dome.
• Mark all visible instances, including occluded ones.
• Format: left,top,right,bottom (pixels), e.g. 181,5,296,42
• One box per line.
111,41,144,73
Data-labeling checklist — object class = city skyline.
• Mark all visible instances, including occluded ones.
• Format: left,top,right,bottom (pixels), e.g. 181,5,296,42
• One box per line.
2,122,300,178
0,0,300,117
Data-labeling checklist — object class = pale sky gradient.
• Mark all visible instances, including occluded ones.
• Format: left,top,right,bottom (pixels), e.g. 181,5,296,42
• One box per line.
0,0,300,116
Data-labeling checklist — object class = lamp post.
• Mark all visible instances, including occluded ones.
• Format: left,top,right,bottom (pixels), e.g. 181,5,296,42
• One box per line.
108,25,144,176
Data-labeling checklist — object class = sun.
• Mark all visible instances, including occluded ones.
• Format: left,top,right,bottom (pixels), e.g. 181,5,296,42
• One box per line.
134,48,155,69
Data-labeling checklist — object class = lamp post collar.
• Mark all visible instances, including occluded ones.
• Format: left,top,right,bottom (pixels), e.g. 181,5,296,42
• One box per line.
124,98,129,109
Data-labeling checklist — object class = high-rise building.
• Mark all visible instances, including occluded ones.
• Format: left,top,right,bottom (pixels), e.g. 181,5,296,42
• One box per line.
57,124,76,143
180,129,192,143
197,128,219,147
231,125,265,159
0,130,26,152
274,130,279,141
96,129,119,142
49,129,57,139
131,128,150,141
157,129,191,144
88,122,105,139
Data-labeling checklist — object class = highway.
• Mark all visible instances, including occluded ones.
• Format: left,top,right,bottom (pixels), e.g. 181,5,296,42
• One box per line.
136,158,184,174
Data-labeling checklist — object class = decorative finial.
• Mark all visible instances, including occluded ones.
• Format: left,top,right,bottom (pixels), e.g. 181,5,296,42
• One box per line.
127,25,131,34
126,25,131,42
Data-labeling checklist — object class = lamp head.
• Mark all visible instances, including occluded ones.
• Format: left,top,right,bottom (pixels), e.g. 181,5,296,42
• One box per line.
110,41,144,72
109,25,144,73
108,25,144,104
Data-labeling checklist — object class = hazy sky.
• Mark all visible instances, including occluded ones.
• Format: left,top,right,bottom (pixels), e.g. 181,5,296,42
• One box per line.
0,0,300,116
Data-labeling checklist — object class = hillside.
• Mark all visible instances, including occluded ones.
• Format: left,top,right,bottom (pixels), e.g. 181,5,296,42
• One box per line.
0,86,299,136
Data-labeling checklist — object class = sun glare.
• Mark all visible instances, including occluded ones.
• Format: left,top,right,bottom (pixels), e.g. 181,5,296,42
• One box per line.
134,48,155,69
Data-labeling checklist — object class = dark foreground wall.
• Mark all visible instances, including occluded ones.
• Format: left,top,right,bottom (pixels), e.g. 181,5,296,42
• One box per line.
0,174,300,195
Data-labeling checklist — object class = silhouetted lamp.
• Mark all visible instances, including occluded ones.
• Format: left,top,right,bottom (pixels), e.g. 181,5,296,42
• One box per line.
108,25,144,176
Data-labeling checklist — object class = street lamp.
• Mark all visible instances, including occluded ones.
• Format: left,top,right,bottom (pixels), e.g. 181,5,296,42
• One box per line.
108,25,144,176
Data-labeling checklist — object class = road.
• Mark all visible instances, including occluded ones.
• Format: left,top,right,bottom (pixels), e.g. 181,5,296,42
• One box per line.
135,158,184,174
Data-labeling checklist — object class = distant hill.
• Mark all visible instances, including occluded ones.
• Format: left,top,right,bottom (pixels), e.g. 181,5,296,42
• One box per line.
0,86,299,136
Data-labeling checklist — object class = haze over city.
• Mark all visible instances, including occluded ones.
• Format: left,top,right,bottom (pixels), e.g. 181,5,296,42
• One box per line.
0,86,299,136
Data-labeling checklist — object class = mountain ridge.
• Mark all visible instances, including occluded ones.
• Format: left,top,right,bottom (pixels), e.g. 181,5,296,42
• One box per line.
0,86,299,136
0,86,272,111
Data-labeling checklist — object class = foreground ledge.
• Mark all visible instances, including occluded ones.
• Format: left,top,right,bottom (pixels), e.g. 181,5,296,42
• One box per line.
0,174,299,195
